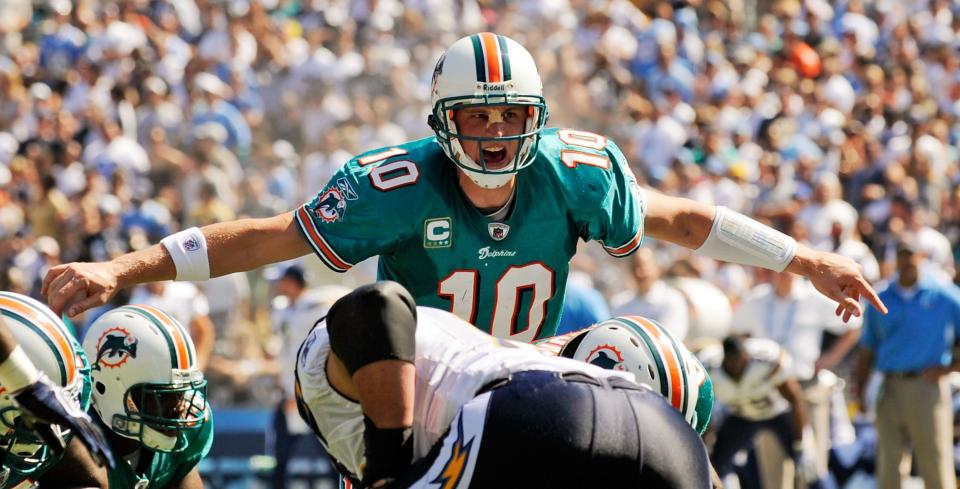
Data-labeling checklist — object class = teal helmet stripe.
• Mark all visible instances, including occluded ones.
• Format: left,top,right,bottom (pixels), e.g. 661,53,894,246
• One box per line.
149,306,196,366
618,317,690,417
0,292,76,360
644,318,692,418
116,306,179,369
470,34,486,82
496,34,511,80
1,310,68,384
694,374,714,435
610,318,668,398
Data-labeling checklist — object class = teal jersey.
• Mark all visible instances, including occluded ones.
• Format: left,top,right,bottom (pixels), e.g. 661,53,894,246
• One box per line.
100,409,213,489
297,128,645,340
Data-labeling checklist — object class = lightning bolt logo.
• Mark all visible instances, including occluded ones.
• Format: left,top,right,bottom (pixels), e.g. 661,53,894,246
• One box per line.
431,414,474,489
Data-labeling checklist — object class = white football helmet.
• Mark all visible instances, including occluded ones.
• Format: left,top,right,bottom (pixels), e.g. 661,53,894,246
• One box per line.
83,304,208,453
539,316,714,435
0,292,91,478
429,32,549,189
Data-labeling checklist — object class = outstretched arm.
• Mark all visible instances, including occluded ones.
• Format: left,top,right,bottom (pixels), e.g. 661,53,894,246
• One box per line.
42,211,312,317
642,189,886,321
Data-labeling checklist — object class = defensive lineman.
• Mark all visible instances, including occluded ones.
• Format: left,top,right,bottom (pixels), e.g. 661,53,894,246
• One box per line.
295,282,712,488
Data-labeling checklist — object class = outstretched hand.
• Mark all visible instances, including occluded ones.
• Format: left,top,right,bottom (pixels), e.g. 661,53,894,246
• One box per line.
13,375,115,469
41,262,120,318
792,249,887,322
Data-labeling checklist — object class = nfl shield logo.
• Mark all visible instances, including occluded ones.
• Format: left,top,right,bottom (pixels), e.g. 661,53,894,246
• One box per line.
488,223,509,241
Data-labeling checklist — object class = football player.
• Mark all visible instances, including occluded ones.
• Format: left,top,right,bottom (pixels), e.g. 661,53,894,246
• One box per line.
534,316,714,435
295,281,712,488
47,304,213,489
0,291,113,489
43,33,883,342
700,336,819,486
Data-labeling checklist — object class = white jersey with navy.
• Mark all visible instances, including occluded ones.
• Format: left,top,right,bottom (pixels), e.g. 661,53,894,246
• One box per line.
294,306,635,480
700,337,793,421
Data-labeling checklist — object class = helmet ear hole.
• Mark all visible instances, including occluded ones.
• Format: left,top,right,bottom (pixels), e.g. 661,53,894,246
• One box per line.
96,382,106,395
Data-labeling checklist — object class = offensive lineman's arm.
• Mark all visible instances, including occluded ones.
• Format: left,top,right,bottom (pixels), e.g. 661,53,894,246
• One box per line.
43,211,312,317
36,436,109,488
0,318,17,359
0,319,115,469
642,189,886,321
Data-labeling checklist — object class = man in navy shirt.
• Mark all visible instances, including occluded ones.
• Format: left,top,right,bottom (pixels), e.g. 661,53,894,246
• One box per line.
855,238,960,489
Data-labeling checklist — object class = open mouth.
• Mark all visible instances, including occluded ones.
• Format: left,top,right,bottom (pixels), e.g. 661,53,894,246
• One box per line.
481,145,509,169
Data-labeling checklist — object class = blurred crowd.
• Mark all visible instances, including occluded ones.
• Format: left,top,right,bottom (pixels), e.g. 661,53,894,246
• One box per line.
2,0,960,484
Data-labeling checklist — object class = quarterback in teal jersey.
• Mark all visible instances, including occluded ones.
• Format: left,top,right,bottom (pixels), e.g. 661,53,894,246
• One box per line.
297,126,643,340
42,305,213,489
44,33,885,341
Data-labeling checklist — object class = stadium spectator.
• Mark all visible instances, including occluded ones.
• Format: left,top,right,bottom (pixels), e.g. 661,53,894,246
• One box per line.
702,335,818,489
732,269,861,480
268,264,347,489
610,246,690,341
855,238,960,489
129,280,216,371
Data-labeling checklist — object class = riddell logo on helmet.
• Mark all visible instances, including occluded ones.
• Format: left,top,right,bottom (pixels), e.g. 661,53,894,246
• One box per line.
475,81,513,92
95,327,139,369
586,344,626,371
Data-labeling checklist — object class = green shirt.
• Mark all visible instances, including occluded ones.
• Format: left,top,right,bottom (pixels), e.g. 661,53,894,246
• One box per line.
297,128,645,340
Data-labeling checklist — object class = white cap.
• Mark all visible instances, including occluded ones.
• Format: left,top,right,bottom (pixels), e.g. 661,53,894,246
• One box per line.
34,236,60,257
50,0,72,16
98,194,123,215
193,73,231,98
194,122,227,143
0,132,17,165
30,83,52,101
143,76,168,96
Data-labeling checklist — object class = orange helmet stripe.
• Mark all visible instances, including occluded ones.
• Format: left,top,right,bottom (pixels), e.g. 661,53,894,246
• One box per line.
480,32,503,83
126,304,191,370
0,294,76,385
625,316,684,411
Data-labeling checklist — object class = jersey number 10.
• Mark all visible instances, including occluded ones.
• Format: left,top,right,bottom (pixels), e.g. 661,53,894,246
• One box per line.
439,129,609,342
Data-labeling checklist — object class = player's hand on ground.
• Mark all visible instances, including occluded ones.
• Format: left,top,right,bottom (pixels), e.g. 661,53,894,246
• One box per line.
13,375,116,468
801,250,887,322
41,262,120,318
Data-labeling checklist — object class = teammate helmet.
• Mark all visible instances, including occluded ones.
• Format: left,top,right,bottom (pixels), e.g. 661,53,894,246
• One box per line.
83,305,208,453
429,32,549,189
555,316,713,434
0,292,91,478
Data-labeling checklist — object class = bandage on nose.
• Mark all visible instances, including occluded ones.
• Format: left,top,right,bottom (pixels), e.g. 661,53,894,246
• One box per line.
486,110,505,125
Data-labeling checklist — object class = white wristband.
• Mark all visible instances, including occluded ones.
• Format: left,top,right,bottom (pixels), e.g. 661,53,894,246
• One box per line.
696,206,797,272
160,227,211,282
0,346,41,393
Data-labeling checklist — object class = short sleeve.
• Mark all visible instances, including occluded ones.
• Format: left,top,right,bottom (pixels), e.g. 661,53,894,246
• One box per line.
859,305,879,350
295,161,407,272
581,140,646,257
